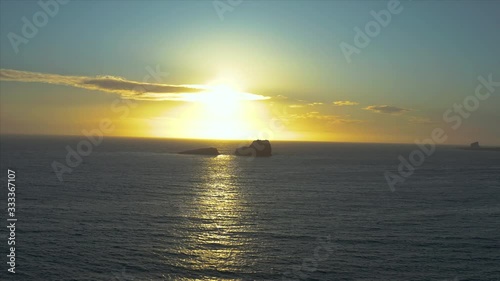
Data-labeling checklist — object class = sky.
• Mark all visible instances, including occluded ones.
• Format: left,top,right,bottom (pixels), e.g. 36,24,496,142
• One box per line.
1,0,499,144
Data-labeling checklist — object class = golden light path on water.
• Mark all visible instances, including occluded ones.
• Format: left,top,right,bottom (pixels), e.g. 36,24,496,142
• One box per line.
175,155,256,281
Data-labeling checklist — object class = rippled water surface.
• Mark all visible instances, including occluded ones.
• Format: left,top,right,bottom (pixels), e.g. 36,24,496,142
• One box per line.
1,135,499,280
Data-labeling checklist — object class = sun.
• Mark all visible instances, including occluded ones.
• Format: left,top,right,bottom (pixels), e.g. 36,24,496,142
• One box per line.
150,82,271,140
197,85,241,118
158,84,259,140
186,84,251,139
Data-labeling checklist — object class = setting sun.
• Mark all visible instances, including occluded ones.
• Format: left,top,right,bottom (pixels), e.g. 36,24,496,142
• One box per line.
187,85,270,140
197,85,242,117
148,84,271,140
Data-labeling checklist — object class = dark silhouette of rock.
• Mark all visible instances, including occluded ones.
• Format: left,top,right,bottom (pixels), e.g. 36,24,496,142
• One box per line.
179,147,219,156
460,141,500,152
235,140,272,157
470,141,480,149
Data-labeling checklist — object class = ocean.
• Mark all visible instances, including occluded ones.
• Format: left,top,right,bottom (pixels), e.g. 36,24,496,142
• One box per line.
0,135,499,280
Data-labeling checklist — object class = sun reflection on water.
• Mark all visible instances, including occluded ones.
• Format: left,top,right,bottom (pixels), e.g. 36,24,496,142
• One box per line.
175,155,255,280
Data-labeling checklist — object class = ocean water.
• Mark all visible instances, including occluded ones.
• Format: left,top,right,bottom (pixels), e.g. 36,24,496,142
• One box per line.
0,135,499,281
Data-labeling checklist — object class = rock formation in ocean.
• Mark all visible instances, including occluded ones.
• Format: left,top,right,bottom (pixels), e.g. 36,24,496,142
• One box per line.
470,142,480,149
179,147,220,156
235,140,272,157
460,141,500,152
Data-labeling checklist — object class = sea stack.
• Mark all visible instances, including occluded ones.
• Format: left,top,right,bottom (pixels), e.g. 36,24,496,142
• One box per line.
235,140,272,157
179,147,220,156
470,142,480,149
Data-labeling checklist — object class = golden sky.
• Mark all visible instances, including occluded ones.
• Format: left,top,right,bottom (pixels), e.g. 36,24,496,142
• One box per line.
1,1,499,145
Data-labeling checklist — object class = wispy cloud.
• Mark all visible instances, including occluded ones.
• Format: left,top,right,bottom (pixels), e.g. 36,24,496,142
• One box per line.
291,112,364,124
333,100,359,106
289,102,324,108
308,102,324,106
408,116,439,125
364,105,410,114
0,69,269,101
268,96,327,108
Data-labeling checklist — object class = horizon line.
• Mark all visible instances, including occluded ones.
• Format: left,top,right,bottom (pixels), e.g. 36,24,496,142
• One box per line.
1,133,498,147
